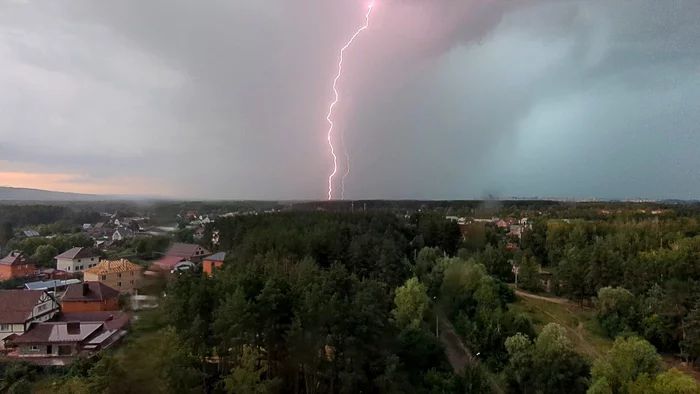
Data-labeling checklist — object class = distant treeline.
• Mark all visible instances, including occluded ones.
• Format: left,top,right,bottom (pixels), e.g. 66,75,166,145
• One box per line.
0,205,101,228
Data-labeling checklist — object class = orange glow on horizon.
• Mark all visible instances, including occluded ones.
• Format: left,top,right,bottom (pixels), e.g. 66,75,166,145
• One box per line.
0,171,171,196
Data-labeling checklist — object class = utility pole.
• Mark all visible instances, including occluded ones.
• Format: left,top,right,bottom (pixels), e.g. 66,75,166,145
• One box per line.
436,314,439,338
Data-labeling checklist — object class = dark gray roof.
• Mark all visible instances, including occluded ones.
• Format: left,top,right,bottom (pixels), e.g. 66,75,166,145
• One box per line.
204,252,226,262
55,247,100,260
63,282,120,302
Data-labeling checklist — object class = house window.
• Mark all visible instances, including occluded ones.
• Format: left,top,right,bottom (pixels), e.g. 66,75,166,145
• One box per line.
77,259,81,263
130,280,134,285
29,345,39,351
130,271,134,276
38,304,47,312
67,266,71,271
117,282,121,287
0,324,10,332
91,258,94,261
101,275,106,280
117,273,122,278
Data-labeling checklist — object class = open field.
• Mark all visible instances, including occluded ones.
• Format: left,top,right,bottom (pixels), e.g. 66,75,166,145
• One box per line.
509,293,612,360
510,290,700,382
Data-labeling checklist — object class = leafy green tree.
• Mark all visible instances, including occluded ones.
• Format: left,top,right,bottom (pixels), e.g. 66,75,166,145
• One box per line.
680,300,700,366
0,221,13,246
595,287,637,337
625,368,700,394
517,255,540,292
224,345,274,394
32,244,57,267
504,323,591,394
415,247,442,281
589,336,663,394
393,277,430,328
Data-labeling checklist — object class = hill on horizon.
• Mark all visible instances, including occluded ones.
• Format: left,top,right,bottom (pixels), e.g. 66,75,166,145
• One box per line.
0,186,155,201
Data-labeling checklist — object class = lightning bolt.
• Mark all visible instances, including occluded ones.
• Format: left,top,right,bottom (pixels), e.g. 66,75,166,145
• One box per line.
326,2,374,200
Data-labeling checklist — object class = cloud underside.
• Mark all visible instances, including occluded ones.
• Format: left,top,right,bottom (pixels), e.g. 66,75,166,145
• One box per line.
0,0,698,199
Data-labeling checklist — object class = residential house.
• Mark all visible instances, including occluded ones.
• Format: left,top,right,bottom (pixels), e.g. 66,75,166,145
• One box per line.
151,256,195,273
445,216,459,222
82,224,92,231
61,282,120,313
202,252,226,277
7,311,131,364
0,290,59,346
509,225,525,240
112,227,134,241
55,248,101,273
83,259,143,294
194,227,205,240
95,239,114,250
88,222,111,237
165,242,212,263
0,252,35,280
495,219,509,229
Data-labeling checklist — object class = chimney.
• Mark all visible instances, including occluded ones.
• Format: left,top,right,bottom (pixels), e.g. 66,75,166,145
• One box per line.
82,282,89,296
66,321,81,335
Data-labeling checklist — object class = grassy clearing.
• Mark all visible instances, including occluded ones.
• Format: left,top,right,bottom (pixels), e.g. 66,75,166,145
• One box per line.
509,295,613,360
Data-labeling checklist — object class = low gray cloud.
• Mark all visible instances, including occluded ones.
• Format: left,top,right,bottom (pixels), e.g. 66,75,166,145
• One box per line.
0,0,698,199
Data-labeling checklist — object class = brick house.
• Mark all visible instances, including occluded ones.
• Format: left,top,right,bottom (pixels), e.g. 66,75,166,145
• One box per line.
61,282,120,313
0,252,35,280
0,290,59,346
55,247,101,273
202,252,226,277
7,311,131,364
83,259,143,294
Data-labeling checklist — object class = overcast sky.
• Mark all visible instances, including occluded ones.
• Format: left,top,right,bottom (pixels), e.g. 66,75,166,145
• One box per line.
1,0,699,200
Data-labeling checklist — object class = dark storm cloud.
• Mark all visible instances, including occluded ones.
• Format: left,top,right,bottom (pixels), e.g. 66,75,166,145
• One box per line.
1,0,698,199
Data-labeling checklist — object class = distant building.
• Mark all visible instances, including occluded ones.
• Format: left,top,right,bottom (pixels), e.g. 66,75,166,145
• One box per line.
509,225,525,240
55,248,101,273
22,230,40,238
0,290,59,346
165,243,211,263
61,282,120,313
203,252,226,277
83,259,143,294
0,252,35,280
112,227,134,242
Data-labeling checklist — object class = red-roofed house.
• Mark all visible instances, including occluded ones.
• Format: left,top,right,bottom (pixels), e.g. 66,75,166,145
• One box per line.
151,256,196,276
165,243,211,263
0,290,59,346
0,252,35,280
61,282,120,313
